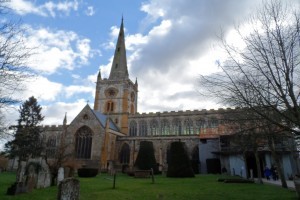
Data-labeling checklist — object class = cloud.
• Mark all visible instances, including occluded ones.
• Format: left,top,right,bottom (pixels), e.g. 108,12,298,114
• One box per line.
42,99,88,125
25,26,93,74
85,6,95,16
9,0,79,17
64,85,94,98
113,0,264,112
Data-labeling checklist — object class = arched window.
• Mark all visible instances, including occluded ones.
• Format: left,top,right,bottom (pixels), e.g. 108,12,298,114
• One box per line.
209,118,219,128
106,101,114,112
139,120,148,136
196,119,206,134
119,143,130,164
46,136,56,158
129,121,137,136
150,119,159,136
75,126,93,159
184,118,194,135
161,119,170,136
172,118,182,135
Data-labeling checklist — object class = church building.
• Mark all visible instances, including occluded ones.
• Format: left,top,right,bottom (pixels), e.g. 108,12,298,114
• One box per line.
41,19,297,178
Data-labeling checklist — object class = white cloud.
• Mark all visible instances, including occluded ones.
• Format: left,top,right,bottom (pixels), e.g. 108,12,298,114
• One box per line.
25,26,93,74
21,76,63,102
9,0,80,17
42,99,88,125
85,6,95,16
64,85,94,98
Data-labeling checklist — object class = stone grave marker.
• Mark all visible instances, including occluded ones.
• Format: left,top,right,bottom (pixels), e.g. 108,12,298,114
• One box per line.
57,177,80,200
57,167,64,185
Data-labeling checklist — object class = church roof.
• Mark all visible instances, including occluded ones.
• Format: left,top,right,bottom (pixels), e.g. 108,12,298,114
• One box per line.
108,17,129,80
92,110,119,132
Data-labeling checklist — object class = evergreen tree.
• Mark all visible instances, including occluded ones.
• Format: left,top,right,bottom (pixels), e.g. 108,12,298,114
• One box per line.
167,141,195,178
134,141,159,174
5,96,44,161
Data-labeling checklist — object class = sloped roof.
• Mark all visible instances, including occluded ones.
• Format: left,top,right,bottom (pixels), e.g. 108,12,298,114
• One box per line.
92,110,119,132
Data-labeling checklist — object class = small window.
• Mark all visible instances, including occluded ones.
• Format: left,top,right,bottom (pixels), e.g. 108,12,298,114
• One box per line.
115,64,118,68
106,101,114,112
117,47,120,52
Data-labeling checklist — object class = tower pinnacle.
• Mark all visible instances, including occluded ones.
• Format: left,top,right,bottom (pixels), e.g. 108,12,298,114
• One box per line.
108,18,129,80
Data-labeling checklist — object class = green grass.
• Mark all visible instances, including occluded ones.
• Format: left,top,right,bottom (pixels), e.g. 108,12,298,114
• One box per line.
0,172,297,200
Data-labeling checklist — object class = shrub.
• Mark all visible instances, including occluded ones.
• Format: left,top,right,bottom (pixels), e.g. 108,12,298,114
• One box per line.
167,141,195,178
77,168,98,177
134,141,159,174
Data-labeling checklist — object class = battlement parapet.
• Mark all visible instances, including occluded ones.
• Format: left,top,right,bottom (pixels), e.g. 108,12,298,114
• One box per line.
41,124,66,131
129,107,238,119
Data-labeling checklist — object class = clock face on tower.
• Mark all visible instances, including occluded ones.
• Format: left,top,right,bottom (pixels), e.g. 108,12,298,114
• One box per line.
105,88,118,98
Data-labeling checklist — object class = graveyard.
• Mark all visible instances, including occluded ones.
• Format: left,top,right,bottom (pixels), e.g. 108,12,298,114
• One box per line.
0,172,296,200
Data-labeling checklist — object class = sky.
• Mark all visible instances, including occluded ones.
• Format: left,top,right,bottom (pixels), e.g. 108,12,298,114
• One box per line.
2,0,299,127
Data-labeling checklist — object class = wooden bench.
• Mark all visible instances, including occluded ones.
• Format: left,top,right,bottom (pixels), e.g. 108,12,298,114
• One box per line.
134,170,152,178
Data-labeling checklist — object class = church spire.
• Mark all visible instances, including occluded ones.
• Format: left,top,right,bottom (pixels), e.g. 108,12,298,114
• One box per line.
108,17,129,80
97,70,102,81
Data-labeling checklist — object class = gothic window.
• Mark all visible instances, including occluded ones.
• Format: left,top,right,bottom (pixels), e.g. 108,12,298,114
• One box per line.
184,118,194,135
172,118,182,135
161,119,170,136
119,143,130,164
46,136,56,158
129,121,137,136
75,126,93,159
106,101,114,112
150,119,159,136
209,119,219,128
139,120,148,136
196,119,206,134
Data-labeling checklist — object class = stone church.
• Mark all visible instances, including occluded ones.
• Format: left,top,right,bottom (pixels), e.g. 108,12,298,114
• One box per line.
41,19,297,178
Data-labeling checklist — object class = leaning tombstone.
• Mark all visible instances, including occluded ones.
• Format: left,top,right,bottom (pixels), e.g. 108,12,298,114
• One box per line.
57,167,64,185
57,177,80,200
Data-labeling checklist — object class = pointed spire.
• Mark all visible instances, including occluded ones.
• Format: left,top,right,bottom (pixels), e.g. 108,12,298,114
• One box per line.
135,77,138,86
97,70,102,81
63,112,67,126
108,17,129,80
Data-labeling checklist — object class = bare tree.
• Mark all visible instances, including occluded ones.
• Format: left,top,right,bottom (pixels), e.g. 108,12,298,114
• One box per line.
200,0,300,134
0,4,35,140
223,109,293,188
199,1,299,188
0,4,34,110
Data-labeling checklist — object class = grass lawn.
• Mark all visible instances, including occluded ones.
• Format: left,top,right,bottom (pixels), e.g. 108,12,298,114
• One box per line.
0,172,297,200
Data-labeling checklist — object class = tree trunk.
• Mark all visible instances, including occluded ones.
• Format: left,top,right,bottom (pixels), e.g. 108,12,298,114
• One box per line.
271,137,288,188
15,160,22,182
254,151,263,184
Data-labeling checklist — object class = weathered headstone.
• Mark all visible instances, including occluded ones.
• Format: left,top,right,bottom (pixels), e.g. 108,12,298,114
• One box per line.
26,163,37,192
57,178,80,200
57,167,64,185
36,158,51,188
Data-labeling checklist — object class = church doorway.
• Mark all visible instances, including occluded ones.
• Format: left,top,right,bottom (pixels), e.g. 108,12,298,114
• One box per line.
245,152,264,178
191,146,200,174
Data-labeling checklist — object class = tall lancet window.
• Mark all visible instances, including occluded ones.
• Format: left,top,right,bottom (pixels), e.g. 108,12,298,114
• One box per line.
75,126,93,159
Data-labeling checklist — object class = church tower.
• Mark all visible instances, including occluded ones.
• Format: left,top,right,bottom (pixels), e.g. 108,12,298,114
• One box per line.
94,18,138,134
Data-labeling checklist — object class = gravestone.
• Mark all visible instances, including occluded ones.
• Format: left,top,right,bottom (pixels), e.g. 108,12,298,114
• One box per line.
26,163,37,192
57,178,80,200
36,158,51,188
57,167,64,185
